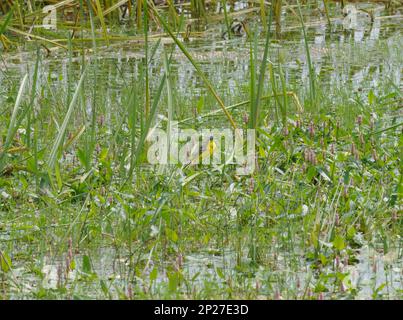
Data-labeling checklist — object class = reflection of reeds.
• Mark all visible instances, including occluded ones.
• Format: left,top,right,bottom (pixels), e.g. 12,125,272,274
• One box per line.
1,0,401,51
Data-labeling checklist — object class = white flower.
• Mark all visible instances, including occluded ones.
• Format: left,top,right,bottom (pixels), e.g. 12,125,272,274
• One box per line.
229,207,237,219
17,128,26,135
150,225,159,237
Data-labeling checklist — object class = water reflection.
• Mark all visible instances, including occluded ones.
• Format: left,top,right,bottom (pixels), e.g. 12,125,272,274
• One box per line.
0,4,401,114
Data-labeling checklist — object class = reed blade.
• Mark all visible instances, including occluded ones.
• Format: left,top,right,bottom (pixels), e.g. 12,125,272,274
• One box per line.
48,68,87,170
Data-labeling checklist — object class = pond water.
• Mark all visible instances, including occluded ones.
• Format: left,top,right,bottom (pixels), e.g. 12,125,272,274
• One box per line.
1,3,401,118
0,1,402,299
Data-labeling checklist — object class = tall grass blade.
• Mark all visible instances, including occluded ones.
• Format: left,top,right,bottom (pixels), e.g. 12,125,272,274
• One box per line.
163,47,174,162
26,46,40,150
152,7,238,130
48,69,87,170
252,4,273,129
297,1,316,108
223,0,232,39
259,0,267,33
0,7,13,36
144,0,150,117
274,0,282,36
278,63,288,125
323,0,331,26
136,0,142,29
0,74,28,172
5,74,28,148
249,29,256,129
94,0,110,45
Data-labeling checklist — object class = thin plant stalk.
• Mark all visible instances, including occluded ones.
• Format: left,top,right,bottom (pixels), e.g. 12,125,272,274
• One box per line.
152,7,238,130
94,0,110,45
0,74,28,172
223,0,231,40
48,68,87,170
297,1,316,108
252,3,273,129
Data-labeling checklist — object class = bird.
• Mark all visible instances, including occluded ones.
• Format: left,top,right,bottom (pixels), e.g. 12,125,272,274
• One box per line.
183,136,217,169
183,24,192,43
342,4,372,30
231,21,245,36
222,20,249,39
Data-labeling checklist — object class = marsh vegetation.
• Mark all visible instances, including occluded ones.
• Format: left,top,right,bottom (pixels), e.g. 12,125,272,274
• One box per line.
0,0,402,299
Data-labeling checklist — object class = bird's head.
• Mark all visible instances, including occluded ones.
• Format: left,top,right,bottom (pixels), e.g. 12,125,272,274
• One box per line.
343,4,357,17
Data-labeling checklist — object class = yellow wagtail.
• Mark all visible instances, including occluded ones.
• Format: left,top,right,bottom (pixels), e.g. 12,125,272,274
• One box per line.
183,136,217,168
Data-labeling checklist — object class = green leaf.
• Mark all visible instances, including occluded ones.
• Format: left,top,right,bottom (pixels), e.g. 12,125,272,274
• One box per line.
306,166,317,182
82,255,92,274
70,259,76,271
0,251,12,273
333,235,346,251
168,272,179,292
149,267,158,281
216,267,225,279
0,8,13,36
77,148,88,168
100,280,109,297
166,228,178,243
94,0,109,45
48,68,87,170
0,74,28,172
197,96,204,114
318,168,332,183
368,89,376,105
55,162,63,191
191,271,201,282
319,254,327,266
347,226,356,239
311,230,319,249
